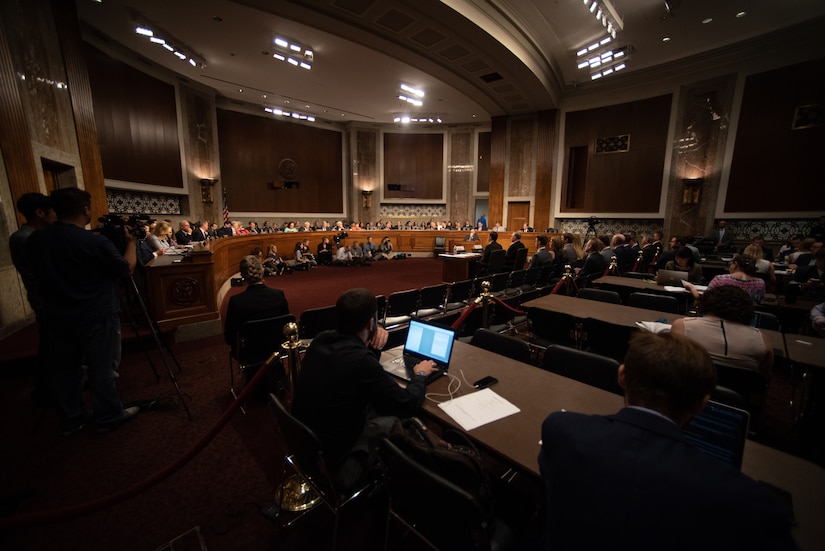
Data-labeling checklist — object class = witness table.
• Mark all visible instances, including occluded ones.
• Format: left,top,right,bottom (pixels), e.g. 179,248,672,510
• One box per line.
395,340,824,551
439,253,481,282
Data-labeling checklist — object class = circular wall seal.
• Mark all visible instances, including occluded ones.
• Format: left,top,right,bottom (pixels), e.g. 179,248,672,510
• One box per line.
279,158,297,180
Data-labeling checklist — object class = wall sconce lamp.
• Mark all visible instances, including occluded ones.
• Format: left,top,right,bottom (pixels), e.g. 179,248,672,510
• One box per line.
200,178,218,204
681,178,703,205
361,190,373,208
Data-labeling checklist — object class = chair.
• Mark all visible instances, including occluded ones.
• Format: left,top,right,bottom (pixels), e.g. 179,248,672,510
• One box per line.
383,288,420,328
379,437,513,551
526,307,578,349
521,267,540,291
714,364,769,429
298,305,336,340
269,394,378,551
626,292,679,314
504,270,526,296
753,311,781,331
576,288,621,304
445,279,474,311
486,272,510,297
540,344,623,395
415,283,449,319
433,236,447,255
581,317,637,362
623,271,651,280
510,246,528,271
710,385,747,410
486,248,506,275
230,314,296,410
470,328,532,364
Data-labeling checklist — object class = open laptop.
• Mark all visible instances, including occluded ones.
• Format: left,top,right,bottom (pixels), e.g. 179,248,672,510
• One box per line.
381,319,456,384
656,269,689,286
683,400,750,470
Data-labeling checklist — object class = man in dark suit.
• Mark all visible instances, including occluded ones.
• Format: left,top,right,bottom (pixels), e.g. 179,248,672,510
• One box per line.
503,231,526,270
474,231,503,276
191,220,208,242
714,219,735,253
740,235,773,261
575,237,608,281
223,255,290,357
791,248,825,301
539,332,796,551
528,234,553,269
175,220,193,245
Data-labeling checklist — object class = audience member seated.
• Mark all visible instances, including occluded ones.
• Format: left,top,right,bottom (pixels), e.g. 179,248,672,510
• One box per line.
788,237,815,267
264,244,288,276
539,331,795,550
316,236,333,265
294,239,317,270
362,235,377,260
656,235,684,270
743,244,776,290
372,236,392,260
791,248,825,301
811,302,825,337
638,233,659,272
529,234,553,269
664,246,703,284
350,240,369,266
223,255,290,358
609,233,636,273
685,254,765,304
671,285,773,379
741,235,772,261
335,244,354,266
775,234,801,263
561,233,584,268
504,231,526,270
575,238,608,282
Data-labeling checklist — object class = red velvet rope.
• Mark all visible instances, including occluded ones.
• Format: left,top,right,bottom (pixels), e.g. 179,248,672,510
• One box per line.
0,351,280,528
450,301,477,329
489,296,526,315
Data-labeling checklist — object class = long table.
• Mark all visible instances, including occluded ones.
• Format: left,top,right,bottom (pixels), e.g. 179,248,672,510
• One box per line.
396,340,824,550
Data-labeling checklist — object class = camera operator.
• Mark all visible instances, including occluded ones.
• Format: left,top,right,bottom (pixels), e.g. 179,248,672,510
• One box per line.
27,188,140,435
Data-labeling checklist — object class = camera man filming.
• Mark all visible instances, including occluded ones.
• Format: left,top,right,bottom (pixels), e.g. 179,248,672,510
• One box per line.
27,188,140,435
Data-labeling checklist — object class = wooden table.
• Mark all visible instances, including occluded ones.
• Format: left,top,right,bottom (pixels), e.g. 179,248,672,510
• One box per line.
522,293,682,327
438,253,481,282
394,340,825,550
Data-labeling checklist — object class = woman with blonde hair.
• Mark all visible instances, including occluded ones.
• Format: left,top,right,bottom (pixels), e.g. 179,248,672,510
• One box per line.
743,244,776,289
146,221,173,252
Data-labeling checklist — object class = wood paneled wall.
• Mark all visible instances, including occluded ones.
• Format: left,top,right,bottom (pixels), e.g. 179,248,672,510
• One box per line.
477,131,491,193
726,58,825,212
561,95,672,213
86,44,183,189
216,109,343,213
383,133,444,199
534,110,556,231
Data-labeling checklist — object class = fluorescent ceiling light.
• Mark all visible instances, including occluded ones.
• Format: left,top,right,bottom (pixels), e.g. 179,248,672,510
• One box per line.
400,84,425,98
135,27,153,37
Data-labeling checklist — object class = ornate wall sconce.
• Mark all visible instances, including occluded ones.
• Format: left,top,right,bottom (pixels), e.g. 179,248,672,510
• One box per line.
361,190,373,208
681,178,703,205
200,178,218,204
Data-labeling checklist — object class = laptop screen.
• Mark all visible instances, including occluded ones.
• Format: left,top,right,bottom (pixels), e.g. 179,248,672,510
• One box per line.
683,400,750,470
656,269,689,286
405,320,455,366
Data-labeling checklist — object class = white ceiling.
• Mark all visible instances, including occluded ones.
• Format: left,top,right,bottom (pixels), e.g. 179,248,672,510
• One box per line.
76,0,825,125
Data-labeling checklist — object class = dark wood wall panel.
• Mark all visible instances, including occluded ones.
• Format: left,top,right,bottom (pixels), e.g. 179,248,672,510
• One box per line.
383,133,443,199
86,45,183,189
562,95,672,213
55,0,107,219
534,110,556,231
726,58,825,212
216,109,343,213
0,5,38,228
477,131,491,192
488,116,507,225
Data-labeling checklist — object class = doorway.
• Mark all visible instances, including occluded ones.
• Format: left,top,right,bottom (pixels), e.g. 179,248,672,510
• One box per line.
507,201,530,233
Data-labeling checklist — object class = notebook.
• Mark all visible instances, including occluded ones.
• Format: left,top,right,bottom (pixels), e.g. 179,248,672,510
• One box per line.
656,269,689,286
381,319,456,384
683,400,750,470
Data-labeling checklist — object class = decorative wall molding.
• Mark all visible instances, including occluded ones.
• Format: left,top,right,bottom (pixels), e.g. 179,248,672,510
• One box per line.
379,204,447,220
107,189,182,215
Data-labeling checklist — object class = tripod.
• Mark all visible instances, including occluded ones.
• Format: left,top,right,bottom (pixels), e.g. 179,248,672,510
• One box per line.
122,270,192,420
584,219,599,243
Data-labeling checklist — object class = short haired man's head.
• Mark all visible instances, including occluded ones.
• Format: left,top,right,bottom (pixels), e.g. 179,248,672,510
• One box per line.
240,255,265,284
621,332,716,426
697,284,754,325
512,232,521,241
536,234,548,247
16,192,52,220
336,288,377,334
489,231,498,242
50,188,91,219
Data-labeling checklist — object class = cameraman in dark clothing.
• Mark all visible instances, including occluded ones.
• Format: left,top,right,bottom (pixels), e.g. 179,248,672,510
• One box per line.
292,288,437,491
27,188,139,435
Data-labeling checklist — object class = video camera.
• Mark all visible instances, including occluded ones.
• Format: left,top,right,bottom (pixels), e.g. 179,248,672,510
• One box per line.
334,231,348,246
95,214,151,253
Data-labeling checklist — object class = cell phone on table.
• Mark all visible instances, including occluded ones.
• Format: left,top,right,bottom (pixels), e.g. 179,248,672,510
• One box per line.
473,376,498,389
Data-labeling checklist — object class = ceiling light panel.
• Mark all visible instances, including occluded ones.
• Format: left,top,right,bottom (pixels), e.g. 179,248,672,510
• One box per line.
272,36,313,70
133,25,206,69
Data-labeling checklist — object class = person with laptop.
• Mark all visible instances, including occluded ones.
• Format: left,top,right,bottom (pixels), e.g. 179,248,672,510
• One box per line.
663,246,703,283
538,332,796,550
291,288,439,492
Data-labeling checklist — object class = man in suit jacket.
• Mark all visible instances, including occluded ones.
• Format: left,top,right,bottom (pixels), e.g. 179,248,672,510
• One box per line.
791,248,825,301
223,255,290,357
714,219,735,253
191,220,208,242
503,231,526,270
175,220,193,245
529,234,553,269
539,332,795,551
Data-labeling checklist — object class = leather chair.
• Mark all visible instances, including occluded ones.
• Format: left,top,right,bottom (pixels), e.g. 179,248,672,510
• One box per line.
470,328,532,364
383,289,420,328
415,283,449,319
298,305,336,340
433,236,447,255
626,292,679,314
576,288,621,304
540,344,623,395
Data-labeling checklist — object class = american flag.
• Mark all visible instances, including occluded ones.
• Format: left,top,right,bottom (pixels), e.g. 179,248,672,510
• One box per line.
222,193,230,223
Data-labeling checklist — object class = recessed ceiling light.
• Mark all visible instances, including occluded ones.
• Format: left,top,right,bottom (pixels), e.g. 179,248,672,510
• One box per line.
736,11,746,18
702,18,713,24
662,36,671,42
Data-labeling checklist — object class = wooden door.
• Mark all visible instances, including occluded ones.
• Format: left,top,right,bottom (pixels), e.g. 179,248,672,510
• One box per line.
507,201,530,232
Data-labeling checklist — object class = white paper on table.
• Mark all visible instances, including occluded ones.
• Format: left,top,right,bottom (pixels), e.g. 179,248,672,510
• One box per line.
437,388,520,431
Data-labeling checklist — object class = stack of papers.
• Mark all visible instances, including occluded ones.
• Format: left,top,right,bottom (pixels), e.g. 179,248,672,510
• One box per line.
437,388,520,431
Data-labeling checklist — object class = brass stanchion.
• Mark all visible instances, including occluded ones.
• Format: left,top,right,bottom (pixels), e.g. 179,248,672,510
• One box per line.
475,280,494,328
606,255,620,276
275,322,321,512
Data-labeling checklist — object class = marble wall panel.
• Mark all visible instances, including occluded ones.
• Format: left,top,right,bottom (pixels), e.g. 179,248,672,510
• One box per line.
507,117,535,197
448,130,472,222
